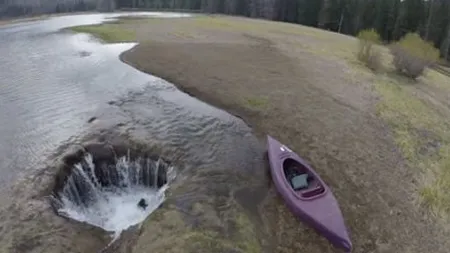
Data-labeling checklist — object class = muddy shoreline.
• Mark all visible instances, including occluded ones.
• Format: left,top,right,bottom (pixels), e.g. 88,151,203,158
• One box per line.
120,52,257,131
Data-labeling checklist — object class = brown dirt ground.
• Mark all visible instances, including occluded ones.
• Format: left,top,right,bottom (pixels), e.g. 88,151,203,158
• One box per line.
80,16,450,252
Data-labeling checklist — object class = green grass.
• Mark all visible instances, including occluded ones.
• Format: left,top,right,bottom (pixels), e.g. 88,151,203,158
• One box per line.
419,147,450,217
423,70,450,92
69,23,136,43
134,200,261,253
245,96,268,108
234,212,261,253
375,75,450,220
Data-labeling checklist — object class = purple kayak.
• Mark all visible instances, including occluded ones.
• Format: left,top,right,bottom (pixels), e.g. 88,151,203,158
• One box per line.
266,135,352,252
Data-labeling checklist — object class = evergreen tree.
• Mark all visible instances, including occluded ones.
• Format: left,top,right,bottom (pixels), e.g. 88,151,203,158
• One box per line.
2,0,450,60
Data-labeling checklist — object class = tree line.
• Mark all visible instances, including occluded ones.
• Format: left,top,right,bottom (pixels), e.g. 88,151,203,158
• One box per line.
0,0,115,17
1,0,449,60
117,0,450,59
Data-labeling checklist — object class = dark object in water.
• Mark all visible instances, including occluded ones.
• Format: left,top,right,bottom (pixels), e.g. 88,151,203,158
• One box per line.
138,198,148,209
87,117,97,123
78,51,92,57
266,135,352,252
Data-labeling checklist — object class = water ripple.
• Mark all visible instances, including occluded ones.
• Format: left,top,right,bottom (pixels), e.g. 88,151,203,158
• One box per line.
0,13,192,188
0,12,261,196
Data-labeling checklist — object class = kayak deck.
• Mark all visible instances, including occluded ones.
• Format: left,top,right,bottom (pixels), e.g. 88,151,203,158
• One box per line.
283,158,326,199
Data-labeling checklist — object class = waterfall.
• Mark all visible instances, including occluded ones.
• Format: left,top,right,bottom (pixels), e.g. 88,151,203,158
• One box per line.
52,152,175,234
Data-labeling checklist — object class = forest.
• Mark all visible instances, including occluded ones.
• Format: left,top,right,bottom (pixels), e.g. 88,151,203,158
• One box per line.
1,0,449,60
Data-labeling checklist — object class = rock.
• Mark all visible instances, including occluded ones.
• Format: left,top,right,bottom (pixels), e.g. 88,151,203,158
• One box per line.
138,198,148,210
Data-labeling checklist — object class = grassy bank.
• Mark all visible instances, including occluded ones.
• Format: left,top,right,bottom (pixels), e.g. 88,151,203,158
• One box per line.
133,201,261,253
375,72,450,219
69,23,136,43
68,15,450,252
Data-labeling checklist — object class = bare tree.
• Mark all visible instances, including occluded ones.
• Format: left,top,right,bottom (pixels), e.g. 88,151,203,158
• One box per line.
261,0,276,19
425,0,434,40
338,9,344,33
443,18,450,61
318,0,331,28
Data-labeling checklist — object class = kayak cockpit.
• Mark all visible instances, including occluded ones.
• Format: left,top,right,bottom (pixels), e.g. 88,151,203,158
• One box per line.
283,158,325,199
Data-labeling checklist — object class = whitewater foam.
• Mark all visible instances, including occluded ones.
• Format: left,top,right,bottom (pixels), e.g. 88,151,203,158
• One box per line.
53,152,174,235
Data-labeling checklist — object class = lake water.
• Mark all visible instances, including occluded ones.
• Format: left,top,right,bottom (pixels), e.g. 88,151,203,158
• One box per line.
0,12,261,189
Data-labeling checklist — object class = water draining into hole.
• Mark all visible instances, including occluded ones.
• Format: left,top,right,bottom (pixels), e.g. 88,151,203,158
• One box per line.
52,151,175,235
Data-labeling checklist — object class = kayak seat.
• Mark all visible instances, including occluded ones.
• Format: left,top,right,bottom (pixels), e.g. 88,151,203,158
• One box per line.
290,174,309,190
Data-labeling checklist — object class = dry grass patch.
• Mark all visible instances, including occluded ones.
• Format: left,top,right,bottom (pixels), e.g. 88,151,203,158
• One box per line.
375,74,450,220
423,70,450,92
189,15,359,62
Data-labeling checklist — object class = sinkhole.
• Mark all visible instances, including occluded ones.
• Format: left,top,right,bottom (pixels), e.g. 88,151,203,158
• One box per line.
50,142,175,234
